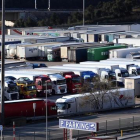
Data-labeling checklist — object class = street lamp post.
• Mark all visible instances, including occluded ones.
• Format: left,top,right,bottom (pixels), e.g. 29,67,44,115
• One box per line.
1,0,5,125
35,0,37,9
83,0,85,26
48,0,50,11
46,82,48,139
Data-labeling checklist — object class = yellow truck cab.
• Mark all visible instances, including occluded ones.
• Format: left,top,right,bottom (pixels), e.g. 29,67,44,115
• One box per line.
16,78,37,99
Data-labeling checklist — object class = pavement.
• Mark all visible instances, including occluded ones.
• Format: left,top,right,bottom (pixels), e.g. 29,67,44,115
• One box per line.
2,107,140,140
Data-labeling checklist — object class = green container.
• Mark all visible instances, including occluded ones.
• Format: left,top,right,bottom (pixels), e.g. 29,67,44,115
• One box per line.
87,45,127,61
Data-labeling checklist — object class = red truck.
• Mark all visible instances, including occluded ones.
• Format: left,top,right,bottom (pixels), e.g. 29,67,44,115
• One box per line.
34,75,52,97
61,72,81,93
2,99,57,118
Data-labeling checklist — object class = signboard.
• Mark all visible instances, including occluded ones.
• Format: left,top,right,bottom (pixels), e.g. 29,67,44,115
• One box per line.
59,119,98,132
0,125,3,131
33,103,36,112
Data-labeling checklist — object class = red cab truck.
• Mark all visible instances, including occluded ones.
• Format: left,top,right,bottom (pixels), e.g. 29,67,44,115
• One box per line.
61,72,81,93
34,75,52,97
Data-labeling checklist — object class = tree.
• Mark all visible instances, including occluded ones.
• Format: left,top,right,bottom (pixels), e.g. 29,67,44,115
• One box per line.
79,77,130,110
85,5,95,21
24,18,37,27
14,19,25,27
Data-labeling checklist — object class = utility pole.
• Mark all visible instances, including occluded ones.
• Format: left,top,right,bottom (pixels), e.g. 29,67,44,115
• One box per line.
35,0,37,9
48,0,50,11
46,82,48,139
1,0,5,125
83,0,85,26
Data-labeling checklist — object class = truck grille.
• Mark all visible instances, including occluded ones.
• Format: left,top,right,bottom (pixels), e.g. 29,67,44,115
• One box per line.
60,89,65,93
11,94,18,100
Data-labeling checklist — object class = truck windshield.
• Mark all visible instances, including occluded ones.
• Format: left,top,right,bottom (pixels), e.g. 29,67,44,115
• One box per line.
57,79,66,85
27,85,36,91
72,77,81,83
42,81,52,86
56,103,67,110
137,68,140,75
121,71,129,77
109,72,116,80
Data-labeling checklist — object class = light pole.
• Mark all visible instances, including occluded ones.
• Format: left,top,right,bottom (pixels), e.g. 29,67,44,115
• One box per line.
35,0,37,9
1,0,5,126
83,0,85,26
48,0,50,11
46,81,48,139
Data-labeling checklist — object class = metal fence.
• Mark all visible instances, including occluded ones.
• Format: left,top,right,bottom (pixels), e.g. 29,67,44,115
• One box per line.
2,116,140,140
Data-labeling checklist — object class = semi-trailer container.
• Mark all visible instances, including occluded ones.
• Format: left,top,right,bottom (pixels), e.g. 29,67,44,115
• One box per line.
56,88,135,115
87,45,127,61
2,99,57,118
48,66,116,83
100,60,140,76
60,43,110,62
109,47,140,58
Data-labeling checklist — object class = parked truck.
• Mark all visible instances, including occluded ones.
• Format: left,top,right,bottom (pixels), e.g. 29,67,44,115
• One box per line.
79,62,129,85
56,88,135,115
125,76,140,97
5,72,52,97
5,72,37,99
33,68,96,87
0,80,19,100
12,70,67,95
47,66,116,83
100,60,140,76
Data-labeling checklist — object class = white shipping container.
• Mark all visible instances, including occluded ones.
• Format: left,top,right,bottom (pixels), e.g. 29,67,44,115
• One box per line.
17,46,38,59
109,47,140,58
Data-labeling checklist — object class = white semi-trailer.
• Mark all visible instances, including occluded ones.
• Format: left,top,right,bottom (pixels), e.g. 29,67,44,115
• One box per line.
56,88,135,115
100,60,140,76
46,66,116,83
64,63,128,85
109,47,140,58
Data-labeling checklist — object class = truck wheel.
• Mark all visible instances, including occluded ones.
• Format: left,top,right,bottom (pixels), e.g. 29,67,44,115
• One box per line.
52,89,55,95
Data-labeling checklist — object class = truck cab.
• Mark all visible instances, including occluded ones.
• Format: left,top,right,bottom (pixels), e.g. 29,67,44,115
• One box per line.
128,65,140,76
114,68,129,86
16,79,37,99
34,75,52,96
62,72,81,93
48,74,67,94
100,69,116,83
3,80,19,100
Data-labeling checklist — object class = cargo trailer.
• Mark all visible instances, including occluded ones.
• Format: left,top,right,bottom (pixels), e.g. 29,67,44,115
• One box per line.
60,43,111,62
109,47,140,58
87,45,127,61
56,88,135,115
